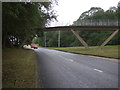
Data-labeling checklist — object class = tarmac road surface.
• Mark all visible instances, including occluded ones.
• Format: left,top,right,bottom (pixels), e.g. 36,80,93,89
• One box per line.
35,48,118,88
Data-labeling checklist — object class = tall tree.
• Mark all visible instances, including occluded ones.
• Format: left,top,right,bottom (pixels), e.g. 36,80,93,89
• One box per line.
2,2,57,48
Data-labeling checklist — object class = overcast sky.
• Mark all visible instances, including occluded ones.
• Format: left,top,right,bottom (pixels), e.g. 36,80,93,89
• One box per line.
49,0,120,27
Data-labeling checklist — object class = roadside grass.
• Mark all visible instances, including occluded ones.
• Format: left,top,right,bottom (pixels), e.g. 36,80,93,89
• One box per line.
2,48,37,88
47,45,119,59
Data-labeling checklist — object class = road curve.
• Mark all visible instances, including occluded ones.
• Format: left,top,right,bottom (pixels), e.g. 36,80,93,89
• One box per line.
34,48,118,88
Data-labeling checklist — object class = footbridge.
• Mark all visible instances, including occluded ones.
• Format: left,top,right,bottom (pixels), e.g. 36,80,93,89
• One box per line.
36,19,119,49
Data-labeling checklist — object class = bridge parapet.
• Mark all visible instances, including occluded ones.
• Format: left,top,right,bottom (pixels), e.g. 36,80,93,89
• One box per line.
73,19,118,26
36,19,119,31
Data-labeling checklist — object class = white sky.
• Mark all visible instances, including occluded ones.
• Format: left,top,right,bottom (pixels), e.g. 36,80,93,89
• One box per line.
49,0,120,27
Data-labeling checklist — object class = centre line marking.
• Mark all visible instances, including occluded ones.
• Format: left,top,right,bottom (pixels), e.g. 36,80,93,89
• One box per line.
94,69,103,72
68,59,74,62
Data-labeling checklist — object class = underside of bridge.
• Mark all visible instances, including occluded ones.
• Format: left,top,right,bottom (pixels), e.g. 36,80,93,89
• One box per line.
36,26,119,49
36,26,119,31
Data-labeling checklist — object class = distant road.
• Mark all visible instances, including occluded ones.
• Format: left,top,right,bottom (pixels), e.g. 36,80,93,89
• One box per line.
35,48,118,88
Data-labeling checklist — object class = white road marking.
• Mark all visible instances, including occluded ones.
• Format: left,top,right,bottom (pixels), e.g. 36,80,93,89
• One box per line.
94,69,103,72
58,55,74,62
68,59,74,62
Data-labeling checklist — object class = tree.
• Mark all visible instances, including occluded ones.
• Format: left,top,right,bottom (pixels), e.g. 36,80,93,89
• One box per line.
2,2,57,48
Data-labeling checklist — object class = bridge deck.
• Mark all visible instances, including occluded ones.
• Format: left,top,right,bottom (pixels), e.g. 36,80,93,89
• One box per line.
36,26,119,31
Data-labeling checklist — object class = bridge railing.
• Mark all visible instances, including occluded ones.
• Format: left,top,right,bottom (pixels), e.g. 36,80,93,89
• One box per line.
73,19,119,26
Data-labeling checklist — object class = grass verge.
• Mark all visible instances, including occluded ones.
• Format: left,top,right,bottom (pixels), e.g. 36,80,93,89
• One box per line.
2,48,37,88
48,45,119,59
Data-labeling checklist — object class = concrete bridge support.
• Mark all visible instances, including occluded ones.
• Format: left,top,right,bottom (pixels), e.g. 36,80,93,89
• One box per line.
99,29,119,49
71,29,89,49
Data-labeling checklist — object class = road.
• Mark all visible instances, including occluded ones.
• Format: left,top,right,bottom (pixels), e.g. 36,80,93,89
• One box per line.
35,48,118,88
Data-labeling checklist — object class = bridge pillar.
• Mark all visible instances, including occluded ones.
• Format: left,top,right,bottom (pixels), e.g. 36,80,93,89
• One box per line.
71,29,89,49
99,29,119,49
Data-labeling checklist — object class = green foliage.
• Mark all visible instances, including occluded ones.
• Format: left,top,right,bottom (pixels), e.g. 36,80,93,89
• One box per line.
2,2,57,48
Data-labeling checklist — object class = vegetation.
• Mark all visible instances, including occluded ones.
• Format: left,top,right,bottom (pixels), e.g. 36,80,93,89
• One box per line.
2,2,57,48
48,45,119,59
2,49,36,88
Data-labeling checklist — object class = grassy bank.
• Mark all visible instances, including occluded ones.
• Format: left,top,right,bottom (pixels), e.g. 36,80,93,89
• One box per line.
3,48,37,88
48,45,119,59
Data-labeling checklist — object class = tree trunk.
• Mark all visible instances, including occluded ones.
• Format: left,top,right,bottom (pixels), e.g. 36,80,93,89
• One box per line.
19,35,29,48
